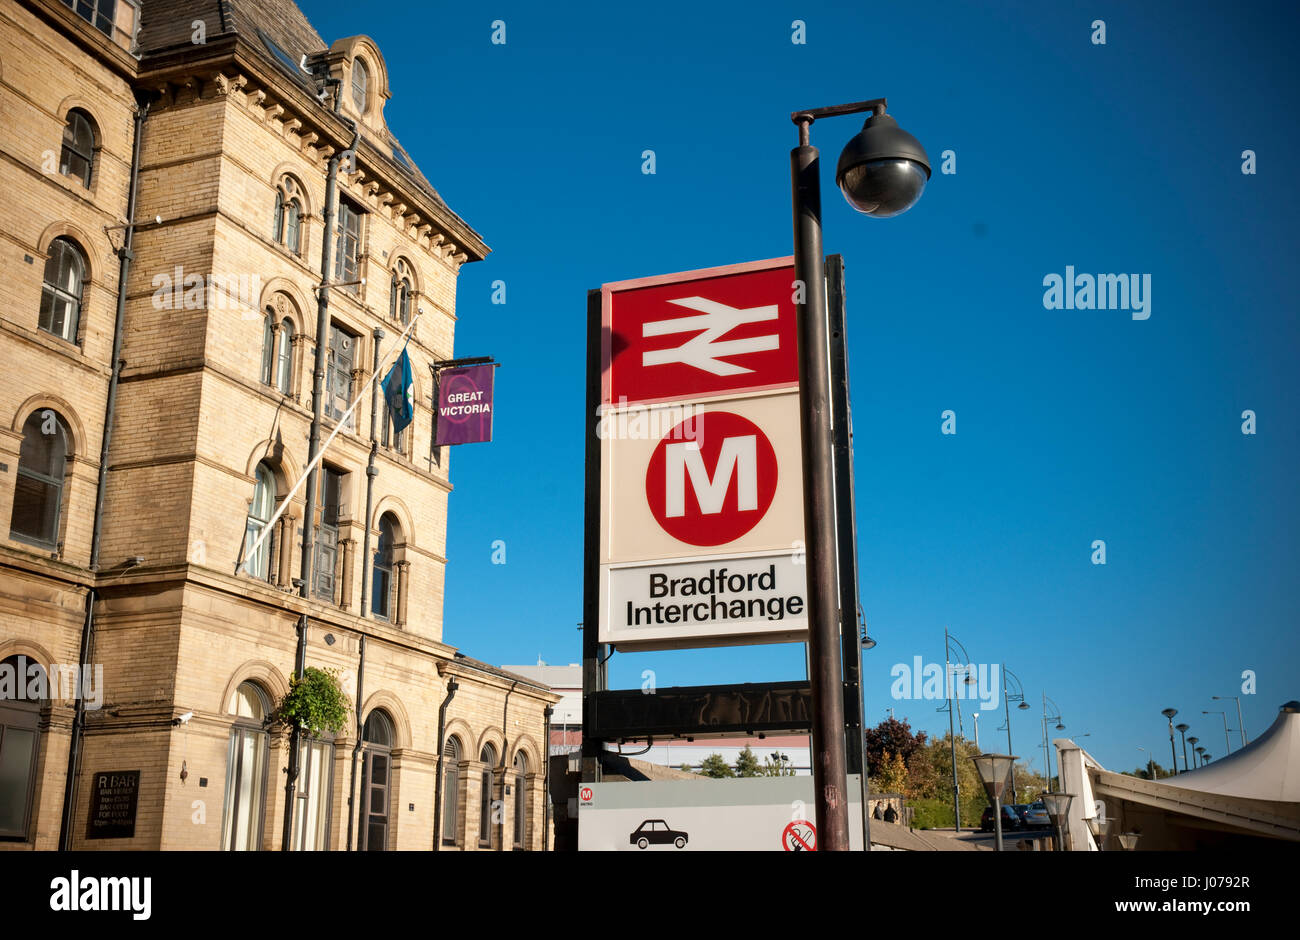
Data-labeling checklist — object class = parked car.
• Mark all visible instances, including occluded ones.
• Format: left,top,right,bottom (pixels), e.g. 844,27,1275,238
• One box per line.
629,819,689,849
1019,801,1051,829
980,804,1022,832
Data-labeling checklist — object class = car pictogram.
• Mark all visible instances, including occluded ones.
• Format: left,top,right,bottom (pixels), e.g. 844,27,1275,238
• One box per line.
629,819,689,849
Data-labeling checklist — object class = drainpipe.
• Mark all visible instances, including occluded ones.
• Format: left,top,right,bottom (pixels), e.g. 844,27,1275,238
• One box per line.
500,680,516,850
543,705,553,852
58,92,152,851
357,327,383,616
432,674,459,849
345,634,365,850
283,85,360,851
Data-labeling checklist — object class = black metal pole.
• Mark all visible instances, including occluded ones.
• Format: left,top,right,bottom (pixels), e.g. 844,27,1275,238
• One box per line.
826,255,869,851
1179,727,1189,774
1003,667,1015,804
1168,719,1179,775
948,630,960,831
790,123,850,850
581,290,604,786
432,676,458,850
346,634,365,850
358,327,383,616
993,793,1004,852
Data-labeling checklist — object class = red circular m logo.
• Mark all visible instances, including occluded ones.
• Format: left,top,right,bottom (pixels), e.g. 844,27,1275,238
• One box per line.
645,411,778,546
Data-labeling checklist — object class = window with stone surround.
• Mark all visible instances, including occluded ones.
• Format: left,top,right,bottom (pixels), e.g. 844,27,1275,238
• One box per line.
0,656,45,841
9,410,71,550
478,743,497,847
360,710,393,851
334,197,364,292
60,109,96,188
39,238,86,344
221,682,270,851
441,736,462,846
513,751,528,849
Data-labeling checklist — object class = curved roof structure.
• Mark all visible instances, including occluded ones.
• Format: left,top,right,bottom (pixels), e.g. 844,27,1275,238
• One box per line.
1161,701,1300,802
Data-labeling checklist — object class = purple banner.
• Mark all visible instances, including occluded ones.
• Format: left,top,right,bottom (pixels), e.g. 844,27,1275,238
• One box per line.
435,364,495,445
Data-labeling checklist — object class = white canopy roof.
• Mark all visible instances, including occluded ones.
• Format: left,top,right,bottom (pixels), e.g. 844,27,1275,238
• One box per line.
1160,701,1300,803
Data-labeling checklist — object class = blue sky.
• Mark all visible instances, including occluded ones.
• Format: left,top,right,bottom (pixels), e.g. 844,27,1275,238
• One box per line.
303,0,1300,773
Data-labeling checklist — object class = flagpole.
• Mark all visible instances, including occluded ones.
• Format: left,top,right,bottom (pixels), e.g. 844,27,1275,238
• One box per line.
236,310,423,576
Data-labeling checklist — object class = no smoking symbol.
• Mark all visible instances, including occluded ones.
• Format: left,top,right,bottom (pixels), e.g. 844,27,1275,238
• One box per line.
782,820,816,851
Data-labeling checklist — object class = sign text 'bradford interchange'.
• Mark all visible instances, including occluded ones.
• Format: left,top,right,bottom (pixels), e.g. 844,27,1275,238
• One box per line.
598,258,807,650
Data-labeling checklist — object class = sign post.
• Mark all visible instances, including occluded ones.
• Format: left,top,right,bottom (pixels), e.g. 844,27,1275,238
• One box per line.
583,256,864,849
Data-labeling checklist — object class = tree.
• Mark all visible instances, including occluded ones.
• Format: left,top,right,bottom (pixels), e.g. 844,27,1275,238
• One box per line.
734,746,762,777
699,753,734,778
870,750,908,795
1122,761,1172,781
762,753,795,776
865,717,927,775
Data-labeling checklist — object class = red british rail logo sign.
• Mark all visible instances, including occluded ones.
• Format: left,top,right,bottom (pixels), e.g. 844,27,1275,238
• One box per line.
603,259,798,407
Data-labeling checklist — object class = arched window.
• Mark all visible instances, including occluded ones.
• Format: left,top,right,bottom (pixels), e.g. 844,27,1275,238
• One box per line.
221,681,270,850
60,109,96,187
293,729,334,851
388,260,412,325
478,743,497,847
276,319,294,394
352,58,369,113
10,410,70,549
370,514,396,620
261,309,294,393
513,752,528,849
441,736,461,846
272,178,303,254
243,463,275,581
39,238,86,343
0,655,46,839
361,710,393,851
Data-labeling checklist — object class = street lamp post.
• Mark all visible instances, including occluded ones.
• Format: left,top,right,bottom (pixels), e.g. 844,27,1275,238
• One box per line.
1176,723,1190,773
1186,735,1199,769
1203,710,1232,755
1041,694,1065,791
999,666,1032,803
1040,791,1074,852
1161,708,1179,773
1213,695,1248,747
939,629,976,831
971,753,1017,853
788,98,929,851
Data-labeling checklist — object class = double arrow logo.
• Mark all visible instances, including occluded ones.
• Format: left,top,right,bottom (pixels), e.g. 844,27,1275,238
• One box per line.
641,297,779,377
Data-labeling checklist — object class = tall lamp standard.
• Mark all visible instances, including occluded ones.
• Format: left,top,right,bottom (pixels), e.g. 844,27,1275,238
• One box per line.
1186,735,1199,768
971,753,1017,852
1161,708,1179,773
998,666,1032,803
938,629,977,831
1197,746,1209,766
1203,710,1232,755
1175,723,1191,773
1213,694,1248,747
1041,694,1066,790
788,98,930,851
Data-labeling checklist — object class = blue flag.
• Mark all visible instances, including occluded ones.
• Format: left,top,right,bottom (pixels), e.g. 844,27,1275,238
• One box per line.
382,349,415,433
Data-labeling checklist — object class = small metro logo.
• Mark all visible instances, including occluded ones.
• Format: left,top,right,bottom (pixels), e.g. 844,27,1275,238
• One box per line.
645,412,778,546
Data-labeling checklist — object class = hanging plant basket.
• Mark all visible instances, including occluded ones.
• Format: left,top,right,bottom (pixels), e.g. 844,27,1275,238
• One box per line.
275,666,350,737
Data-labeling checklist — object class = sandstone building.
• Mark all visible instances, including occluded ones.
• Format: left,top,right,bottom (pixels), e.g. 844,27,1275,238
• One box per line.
0,0,556,850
